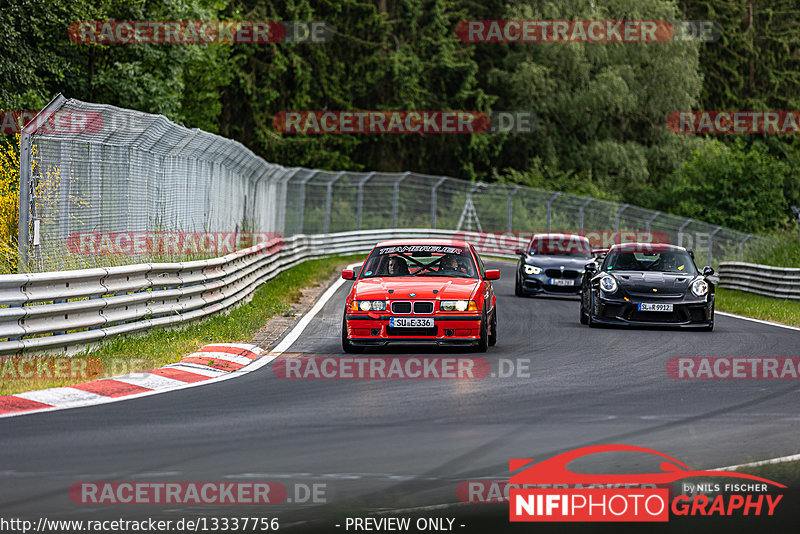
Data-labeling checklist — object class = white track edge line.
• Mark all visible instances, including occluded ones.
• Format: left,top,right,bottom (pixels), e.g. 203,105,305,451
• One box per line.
0,264,359,419
716,311,800,332
713,453,800,472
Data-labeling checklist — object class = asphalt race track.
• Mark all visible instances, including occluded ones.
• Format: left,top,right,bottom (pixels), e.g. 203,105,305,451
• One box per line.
1,260,799,531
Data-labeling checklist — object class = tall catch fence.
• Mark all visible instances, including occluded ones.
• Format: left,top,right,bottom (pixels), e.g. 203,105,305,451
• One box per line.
20,95,765,274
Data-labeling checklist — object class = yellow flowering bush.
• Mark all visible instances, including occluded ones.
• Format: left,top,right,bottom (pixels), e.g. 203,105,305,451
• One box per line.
0,135,20,272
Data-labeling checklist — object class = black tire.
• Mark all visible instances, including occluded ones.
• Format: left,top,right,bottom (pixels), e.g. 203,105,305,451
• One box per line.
701,307,715,332
476,307,489,352
579,303,588,325
587,292,596,328
341,316,363,353
488,308,497,346
514,272,523,297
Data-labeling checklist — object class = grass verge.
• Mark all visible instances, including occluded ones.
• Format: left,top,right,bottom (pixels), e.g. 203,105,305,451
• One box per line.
733,459,800,487
0,254,363,396
715,288,800,328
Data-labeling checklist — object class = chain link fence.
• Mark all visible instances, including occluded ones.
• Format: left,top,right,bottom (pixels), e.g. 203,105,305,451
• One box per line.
20,96,766,273
281,170,765,268
19,95,289,271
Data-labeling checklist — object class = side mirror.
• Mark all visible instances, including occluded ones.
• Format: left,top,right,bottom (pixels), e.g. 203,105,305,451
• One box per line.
341,269,355,280
515,248,526,256
584,262,598,273
688,249,695,260
484,269,501,280
702,266,714,277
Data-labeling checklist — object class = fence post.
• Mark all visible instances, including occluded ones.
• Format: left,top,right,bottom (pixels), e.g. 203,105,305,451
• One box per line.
707,226,722,266
18,133,32,272
356,172,375,231
546,192,561,233
578,198,592,234
738,234,752,261
17,94,66,272
296,170,318,234
507,186,520,233
614,203,629,236
323,171,346,234
431,176,447,229
678,218,693,248
392,171,411,229
59,141,73,246
274,167,300,236
645,211,660,234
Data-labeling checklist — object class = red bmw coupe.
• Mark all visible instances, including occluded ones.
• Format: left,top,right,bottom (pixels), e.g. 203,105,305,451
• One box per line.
341,239,500,352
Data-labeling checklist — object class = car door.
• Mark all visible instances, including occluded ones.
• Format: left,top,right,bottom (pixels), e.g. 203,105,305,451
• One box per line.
470,244,494,313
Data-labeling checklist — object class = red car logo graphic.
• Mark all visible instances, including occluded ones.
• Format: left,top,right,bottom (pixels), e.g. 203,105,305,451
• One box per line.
510,444,785,487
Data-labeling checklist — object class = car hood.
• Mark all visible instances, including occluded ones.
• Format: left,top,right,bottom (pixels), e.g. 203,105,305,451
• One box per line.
609,271,696,292
525,255,592,270
353,277,480,300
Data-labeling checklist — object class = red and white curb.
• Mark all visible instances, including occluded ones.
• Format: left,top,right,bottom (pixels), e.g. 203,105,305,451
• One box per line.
0,264,356,419
0,343,262,418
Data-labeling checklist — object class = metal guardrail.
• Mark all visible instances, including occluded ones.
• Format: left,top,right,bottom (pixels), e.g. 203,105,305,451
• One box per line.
719,262,800,300
0,228,514,355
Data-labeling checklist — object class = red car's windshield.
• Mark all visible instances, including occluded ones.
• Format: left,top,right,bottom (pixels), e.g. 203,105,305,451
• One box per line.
360,245,478,278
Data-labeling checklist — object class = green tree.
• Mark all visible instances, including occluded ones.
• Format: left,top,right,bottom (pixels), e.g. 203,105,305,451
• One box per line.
662,139,791,233
494,0,704,206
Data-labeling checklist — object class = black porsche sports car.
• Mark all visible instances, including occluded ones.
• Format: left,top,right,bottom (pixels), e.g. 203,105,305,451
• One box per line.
579,243,715,330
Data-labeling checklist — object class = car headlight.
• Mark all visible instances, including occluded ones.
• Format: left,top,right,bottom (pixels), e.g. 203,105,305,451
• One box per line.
691,279,709,297
599,276,618,293
351,300,386,311
524,265,542,275
440,300,478,312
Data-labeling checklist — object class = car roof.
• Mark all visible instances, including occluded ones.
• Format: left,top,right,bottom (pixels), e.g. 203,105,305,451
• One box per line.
375,239,471,247
608,243,687,253
531,233,590,241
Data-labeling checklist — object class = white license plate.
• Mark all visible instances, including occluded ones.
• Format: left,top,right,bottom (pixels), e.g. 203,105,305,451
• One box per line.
638,303,673,312
549,278,575,286
389,317,434,328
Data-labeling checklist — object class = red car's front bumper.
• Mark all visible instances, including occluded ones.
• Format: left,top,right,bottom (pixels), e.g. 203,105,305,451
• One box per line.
345,313,482,346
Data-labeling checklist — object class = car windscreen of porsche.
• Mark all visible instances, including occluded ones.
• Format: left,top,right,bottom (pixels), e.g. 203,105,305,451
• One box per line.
360,245,478,278
604,250,698,274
